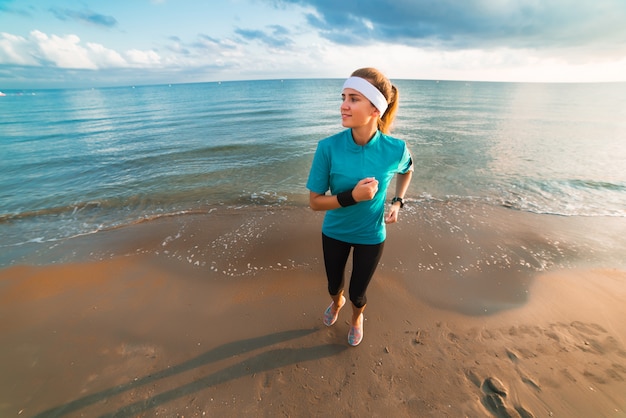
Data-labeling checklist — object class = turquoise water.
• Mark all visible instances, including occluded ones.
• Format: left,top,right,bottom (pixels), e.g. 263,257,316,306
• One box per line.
1,79,625,266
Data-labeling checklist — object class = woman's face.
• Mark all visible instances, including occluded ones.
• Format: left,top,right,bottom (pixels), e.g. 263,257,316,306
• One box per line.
340,88,379,129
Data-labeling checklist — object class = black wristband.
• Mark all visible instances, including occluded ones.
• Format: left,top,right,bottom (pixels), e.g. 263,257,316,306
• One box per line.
337,189,357,207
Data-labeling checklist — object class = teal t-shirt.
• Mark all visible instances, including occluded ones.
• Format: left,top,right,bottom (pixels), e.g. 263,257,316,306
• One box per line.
306,129,413,245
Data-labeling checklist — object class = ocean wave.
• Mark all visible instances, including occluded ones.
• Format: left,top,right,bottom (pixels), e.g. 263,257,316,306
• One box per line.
0,201,105,223
498,179,626,217
0,191,298,258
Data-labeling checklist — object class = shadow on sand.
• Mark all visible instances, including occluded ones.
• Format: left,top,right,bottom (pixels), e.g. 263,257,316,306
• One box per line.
34,328,346,417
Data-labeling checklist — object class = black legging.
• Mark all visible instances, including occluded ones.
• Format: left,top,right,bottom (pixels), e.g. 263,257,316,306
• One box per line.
322,233,385,308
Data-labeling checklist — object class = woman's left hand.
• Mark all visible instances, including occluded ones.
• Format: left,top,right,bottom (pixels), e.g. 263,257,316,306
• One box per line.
385,204,401,224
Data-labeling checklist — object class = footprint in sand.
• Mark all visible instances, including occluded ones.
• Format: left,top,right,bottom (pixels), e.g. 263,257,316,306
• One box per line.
570,320,607,336
480,376,535,418
481,377,534,418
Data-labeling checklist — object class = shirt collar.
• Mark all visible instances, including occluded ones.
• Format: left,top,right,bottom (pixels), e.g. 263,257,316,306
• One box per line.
346,129,381,150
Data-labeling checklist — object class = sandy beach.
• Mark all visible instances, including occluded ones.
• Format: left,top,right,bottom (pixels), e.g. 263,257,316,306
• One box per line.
1,203,626,417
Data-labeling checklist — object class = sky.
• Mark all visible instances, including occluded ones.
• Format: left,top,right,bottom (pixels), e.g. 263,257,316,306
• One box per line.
1,0,626,88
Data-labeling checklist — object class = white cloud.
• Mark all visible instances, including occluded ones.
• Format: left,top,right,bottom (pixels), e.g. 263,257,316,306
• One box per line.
124,49,162,66
31,30,97,69
0,29,165,71
0,32,38,66
86,42,127,67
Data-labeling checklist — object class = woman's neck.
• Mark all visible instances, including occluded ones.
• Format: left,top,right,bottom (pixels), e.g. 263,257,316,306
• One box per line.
351,125,378,146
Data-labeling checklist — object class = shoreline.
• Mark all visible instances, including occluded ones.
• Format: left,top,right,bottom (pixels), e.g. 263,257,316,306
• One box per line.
2,203,626,416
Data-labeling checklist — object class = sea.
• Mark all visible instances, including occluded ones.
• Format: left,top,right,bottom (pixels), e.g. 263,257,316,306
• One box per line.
1,79,626,268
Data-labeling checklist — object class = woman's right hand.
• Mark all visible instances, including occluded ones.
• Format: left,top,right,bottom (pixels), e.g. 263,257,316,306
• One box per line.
352,177,378,202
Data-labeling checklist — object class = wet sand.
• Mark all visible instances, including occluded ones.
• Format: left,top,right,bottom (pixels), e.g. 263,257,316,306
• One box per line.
1,203,626,417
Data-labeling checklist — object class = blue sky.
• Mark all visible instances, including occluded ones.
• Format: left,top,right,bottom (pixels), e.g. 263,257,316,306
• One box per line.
1,0,626,88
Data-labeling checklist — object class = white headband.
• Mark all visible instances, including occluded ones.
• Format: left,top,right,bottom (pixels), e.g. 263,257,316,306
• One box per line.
342,76,388,115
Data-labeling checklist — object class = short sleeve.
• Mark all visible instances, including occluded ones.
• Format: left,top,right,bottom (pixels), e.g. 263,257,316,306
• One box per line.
399,144,413,174
306,142,330,194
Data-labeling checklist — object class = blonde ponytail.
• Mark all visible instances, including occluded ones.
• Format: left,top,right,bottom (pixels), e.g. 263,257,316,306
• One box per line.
350,68,399,134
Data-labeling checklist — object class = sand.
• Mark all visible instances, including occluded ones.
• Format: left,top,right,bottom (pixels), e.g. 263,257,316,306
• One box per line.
1,203,625,417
